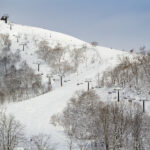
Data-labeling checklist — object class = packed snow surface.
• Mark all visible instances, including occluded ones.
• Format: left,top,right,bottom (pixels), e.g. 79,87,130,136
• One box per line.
0,21,137,149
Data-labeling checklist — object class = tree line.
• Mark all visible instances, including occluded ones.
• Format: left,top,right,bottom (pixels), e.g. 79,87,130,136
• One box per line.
51,90,150,150
0,34,51,103
101,53,150,95
37,40,90,75
0,109,54,150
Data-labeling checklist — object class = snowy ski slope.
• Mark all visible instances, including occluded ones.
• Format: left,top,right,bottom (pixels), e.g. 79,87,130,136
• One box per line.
0,20,133,149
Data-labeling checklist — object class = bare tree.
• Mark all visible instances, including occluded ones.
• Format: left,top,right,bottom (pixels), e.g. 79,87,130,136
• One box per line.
90,41,98,47
54,90,150,150
56,90,100,150
0,110,25,150
0,34,11,50
30,134,54,150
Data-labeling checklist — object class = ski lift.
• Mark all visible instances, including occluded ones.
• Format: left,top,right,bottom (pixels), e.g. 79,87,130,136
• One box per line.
1,14,9,23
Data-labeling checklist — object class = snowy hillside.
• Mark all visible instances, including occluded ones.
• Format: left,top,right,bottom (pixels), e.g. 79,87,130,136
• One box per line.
1,20,143,149
0,20,128,81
